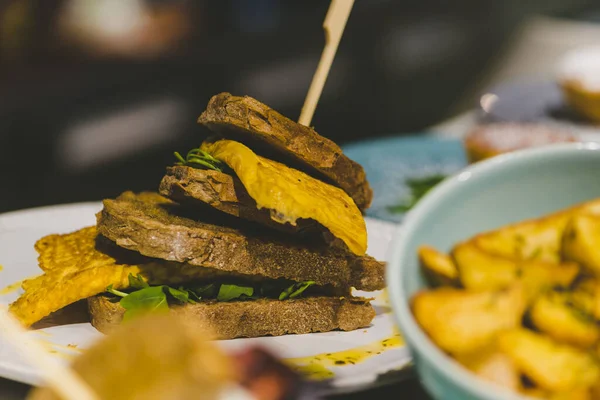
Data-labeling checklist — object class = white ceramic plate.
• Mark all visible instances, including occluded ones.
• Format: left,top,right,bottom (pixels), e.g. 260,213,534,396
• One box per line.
0,202,410,393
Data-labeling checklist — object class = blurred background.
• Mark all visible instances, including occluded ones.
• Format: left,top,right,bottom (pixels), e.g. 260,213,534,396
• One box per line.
0,0,599,212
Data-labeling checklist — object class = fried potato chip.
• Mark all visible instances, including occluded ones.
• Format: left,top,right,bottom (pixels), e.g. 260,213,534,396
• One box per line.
412,285,525,355
498,328,600,392
10,227,231,327
472,199,600,263
34,226,102,272
530,290,599,348
10,263,142,327
562,213,600,276
418,245,459,287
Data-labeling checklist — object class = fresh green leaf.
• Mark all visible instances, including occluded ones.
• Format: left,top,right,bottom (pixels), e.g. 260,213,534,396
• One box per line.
120,286,169,322
174,147,223,172
180,286,200,303
166,286,190,303
105,284,128,298
128,273,149,290
388,174,446,214
289,281,316,299
279,281,316,300
217,284,254,301
193,283,219,299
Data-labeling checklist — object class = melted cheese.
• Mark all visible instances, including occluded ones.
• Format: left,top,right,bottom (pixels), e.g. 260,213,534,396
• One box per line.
201,140,367,255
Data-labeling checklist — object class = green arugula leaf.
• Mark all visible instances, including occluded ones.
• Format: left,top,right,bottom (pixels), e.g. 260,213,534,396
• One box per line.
217,284,254,301
174,147,223,172
105,284,128,298
279,281,316,300
388,174,447,214
180,286,200,303
120,286,169,322
289,281,316,299
128,273,149,290
166,286,190,303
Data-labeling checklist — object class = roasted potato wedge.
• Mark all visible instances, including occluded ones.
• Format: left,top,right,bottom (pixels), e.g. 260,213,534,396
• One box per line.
570,277,600,321
418,245,459,286
456,347,520,391
529,290,599,348
562,213,600,276
412,285,525,355
498,328,600,392
473,199,600,263
474,214,572,263
519,261,579,297
520,388,594,400
452,242,518,291
452,242,578,295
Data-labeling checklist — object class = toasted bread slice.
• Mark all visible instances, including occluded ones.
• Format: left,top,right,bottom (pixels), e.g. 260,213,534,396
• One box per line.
198,93,373,210
159,165,320,235
88,294,376,339
96,192,385,291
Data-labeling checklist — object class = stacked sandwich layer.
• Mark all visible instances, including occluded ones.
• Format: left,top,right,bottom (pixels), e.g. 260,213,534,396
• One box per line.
9,93,385,339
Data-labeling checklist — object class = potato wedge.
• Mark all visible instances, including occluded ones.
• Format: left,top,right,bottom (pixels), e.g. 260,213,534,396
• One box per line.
452,242,518,291
474,215,571,263
519,261,579,298
562,213,600,276
530,290,599,348
520,388,594,400
498,328,600,392
473,199,600,263
418,245,459,286
550,389,593,400
570,277,600,322
412,285,525,355
452,242,578,295
456,348,520,391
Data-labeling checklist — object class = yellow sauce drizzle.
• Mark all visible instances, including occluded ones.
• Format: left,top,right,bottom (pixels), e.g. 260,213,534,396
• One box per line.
285,333,404,380
0,280,23,295
33,337,83,361
0,264,3,272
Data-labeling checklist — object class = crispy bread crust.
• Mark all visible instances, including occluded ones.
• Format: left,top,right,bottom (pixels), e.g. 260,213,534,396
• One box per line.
96,192,385,291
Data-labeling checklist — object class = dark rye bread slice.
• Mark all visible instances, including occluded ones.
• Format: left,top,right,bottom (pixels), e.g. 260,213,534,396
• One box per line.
97,192,385,291
159,165,320,236
88,294,375,338
198,92,373,210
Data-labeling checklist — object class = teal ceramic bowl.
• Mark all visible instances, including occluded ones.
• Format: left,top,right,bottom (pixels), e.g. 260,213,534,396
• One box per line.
386,142,600,400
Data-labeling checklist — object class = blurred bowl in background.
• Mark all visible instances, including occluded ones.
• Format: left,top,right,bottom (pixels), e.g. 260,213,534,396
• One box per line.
386,142,600,400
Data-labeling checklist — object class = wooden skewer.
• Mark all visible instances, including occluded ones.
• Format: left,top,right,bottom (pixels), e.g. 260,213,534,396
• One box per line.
0,308,99,400
298,0,355,127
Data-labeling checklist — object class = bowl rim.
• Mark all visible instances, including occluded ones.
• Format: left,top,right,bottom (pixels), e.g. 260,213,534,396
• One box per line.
386,142,600,400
